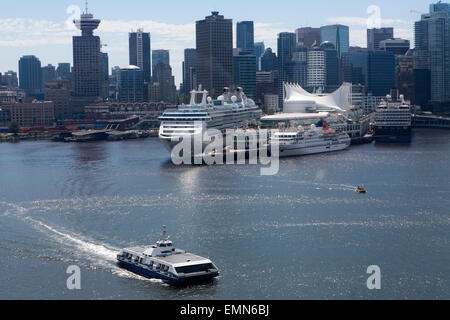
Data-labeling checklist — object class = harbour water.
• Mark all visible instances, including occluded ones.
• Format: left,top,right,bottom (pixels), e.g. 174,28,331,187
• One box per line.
0,129,449,299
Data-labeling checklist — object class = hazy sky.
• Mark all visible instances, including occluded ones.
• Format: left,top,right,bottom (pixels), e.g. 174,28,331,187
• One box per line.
0,0,432,86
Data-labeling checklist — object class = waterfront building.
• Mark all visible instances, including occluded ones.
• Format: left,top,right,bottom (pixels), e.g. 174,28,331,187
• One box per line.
41,64,56,86
256,71,278,109
72,6,102,118
367,27,394,51
44,80,72,121
264,94,280,113
3,101,54,127
19,55,42,96
236,21,254,54
183,49,197,94
196,11,233,98
295,27,321,48
233,52,257,100
118,65,144,103
129,29,151,84
320,24,349,57
379,38,410,55
152,50,169,83
0,107,10,127
148,82,161,102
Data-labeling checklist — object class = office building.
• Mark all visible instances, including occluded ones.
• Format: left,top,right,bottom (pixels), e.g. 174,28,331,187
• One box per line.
152,50,169,83
3,101,54,127
233,52,257,100
129,29,151,83
18,55,42,96
196,11,233,98
183,49,197,94
321,41,341,90
277,32,296,108
320,24,349,57
367,28,394,51
154,62,177,103
237,21,255,54
307,45,326,89
44,80,72,121
118,65,144,103
291,45,308,88
56,63,71,81
0,71,18,88
414,2,450,108
367,51,396,96
42,64,56,85
261,48,278,72
295,27,321,48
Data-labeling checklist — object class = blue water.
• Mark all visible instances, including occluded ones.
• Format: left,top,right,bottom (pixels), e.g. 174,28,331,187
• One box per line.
0,129,449,299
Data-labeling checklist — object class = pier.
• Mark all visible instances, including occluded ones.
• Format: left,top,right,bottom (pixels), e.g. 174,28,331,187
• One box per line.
412,115,450,129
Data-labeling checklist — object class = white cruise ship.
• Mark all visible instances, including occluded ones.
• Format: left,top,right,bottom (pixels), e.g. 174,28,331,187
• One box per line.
374,94,412,143
159,86,262,153
270,120,351,157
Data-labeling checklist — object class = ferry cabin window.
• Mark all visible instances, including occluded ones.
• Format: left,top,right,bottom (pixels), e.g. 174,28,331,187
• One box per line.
175,263,214,274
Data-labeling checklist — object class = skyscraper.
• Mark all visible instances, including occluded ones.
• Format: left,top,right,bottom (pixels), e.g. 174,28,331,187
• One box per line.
155,62,177,103
307,45,326,89
379,38,410,55
367,51,396,96
295,27,321,48
196,11,233,98
367,28,394,51
277,32,296,108
72,5,102,118
320,24,349,57
101,52,109,100
291,45,308,88
152,50,169,83
56,63,71,80
18,55,42,96
233,52,257,100
321,42,341,90
414,2,450,108
183,49,197,94
261,48,278,72
129,29,151,83
236,21,255,54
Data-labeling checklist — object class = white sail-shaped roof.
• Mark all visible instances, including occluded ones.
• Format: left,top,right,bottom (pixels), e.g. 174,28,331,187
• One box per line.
283,82,353,113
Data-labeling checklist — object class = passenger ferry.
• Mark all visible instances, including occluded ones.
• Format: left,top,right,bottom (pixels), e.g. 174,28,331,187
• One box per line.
117,227,219,286
374,94,412,143
159,86,262,153
270,120,351,157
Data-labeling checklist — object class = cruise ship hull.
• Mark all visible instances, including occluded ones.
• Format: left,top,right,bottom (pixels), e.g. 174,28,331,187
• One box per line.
117,260,219,286
374,127,411,143
278,142,350,158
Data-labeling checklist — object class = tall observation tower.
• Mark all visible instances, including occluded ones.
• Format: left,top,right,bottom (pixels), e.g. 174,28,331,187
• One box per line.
72,1,103,119
74,1,101,36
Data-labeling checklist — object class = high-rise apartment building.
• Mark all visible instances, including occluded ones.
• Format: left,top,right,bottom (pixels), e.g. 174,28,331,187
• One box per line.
129,29,151,83
196,12,233,98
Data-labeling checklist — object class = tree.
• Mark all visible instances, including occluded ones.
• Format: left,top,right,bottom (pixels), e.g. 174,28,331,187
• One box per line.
9,121,20,134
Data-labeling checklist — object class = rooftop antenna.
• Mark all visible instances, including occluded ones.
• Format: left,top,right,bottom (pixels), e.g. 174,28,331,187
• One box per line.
85,0,89,14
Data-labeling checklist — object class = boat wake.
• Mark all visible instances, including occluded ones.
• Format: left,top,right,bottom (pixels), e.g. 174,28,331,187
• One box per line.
1,201,161,283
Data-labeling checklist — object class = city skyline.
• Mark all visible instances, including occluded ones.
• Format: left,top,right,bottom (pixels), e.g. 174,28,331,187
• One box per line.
0,1,427,87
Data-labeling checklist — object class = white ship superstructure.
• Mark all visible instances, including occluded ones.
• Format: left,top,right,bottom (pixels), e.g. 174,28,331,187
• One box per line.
117,226,219,285
374,94,412,143
159,86,262,153
270,121,351,157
